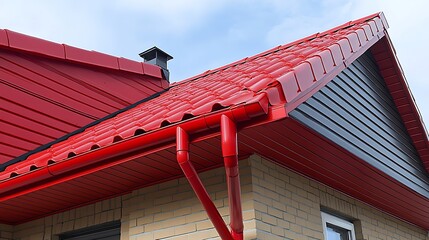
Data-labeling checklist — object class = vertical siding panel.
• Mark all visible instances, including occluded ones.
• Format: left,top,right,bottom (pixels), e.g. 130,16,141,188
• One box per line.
290,51,429,198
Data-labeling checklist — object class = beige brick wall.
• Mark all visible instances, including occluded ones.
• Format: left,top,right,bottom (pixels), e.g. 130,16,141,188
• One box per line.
121,159,257,240
12,196,123,240
10,154,429,240
249,155,429,240
0,224,13,240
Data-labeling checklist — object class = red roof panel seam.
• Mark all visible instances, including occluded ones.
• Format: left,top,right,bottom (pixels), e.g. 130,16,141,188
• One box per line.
1,29,10,46
0,60,114,117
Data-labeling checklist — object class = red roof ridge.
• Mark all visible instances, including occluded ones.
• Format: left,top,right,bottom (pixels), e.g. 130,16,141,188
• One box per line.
0,29,163,79
175,12,388,87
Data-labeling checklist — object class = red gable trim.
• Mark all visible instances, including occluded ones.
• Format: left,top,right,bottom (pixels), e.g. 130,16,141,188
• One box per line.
0,29,163,79
371,35,429,171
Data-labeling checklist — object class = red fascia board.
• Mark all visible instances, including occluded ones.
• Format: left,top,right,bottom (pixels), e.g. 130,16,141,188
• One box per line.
374,35,429,172
0,29,165,80
0,98,270,199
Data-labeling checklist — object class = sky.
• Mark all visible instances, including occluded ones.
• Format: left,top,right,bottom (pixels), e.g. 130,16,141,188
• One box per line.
1,0,428,127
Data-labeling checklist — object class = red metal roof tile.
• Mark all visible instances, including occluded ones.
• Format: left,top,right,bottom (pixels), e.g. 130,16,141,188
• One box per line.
1,12,392,180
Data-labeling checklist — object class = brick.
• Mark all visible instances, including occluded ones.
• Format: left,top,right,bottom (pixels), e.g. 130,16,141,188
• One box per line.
261,213,277,225
255,221,271,232
242,210,255,221
268,206,283,219
244,219,256,230
153,227,175,239
174,223,196,235
196,220,213,231
74,217,88,229
129,226,144,236
154,212,174,222
185,211,208,224
271,225,284,236
187,229,218,239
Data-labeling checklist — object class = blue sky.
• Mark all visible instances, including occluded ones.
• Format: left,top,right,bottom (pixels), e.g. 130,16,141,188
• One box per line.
1,0,428,127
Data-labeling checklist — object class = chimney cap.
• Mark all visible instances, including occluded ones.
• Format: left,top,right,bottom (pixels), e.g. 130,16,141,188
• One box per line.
139,46,173,81
139,46,173,62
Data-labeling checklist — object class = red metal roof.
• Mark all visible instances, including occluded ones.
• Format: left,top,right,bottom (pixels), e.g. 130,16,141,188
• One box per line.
0,30,169,164
1,13,397,169
1,12,428,228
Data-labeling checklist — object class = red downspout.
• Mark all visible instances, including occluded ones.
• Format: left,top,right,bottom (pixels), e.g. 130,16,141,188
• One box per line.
176,127,234,240
221,115,243,240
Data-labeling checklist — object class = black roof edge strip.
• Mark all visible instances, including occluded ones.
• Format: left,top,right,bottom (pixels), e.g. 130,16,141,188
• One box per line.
0,87,170,172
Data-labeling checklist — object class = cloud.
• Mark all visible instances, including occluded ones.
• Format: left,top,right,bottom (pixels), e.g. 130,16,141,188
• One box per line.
347,0,429,125
113,0,228,35
262,0,429,125
265,1,354,46
0,0,114,51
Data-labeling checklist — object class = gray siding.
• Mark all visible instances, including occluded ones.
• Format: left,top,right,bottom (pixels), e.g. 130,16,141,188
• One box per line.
289,51,429,197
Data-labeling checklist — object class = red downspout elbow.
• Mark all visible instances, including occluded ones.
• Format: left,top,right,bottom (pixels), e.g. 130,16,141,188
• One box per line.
176,127,234,240
221,115,244,240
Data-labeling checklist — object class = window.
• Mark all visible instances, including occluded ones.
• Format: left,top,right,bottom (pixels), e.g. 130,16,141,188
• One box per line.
321,212,356,240
59,221,120,240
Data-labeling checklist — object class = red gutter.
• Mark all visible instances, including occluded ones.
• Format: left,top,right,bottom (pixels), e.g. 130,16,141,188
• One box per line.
221,115,243,240
176,127,234,240
0,97,269,201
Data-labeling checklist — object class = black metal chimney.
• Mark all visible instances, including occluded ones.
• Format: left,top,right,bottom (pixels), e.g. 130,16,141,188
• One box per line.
139,47,173,81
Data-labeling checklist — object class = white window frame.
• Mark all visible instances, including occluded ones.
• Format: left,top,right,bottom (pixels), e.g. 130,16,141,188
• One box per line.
321,212,356,240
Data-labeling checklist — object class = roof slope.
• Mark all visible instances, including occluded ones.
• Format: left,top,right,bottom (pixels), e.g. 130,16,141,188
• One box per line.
2,12,428,178
0,30,168,164
0,12,428,226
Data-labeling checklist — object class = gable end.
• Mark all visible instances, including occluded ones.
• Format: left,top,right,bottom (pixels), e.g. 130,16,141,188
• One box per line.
289,50,429,197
